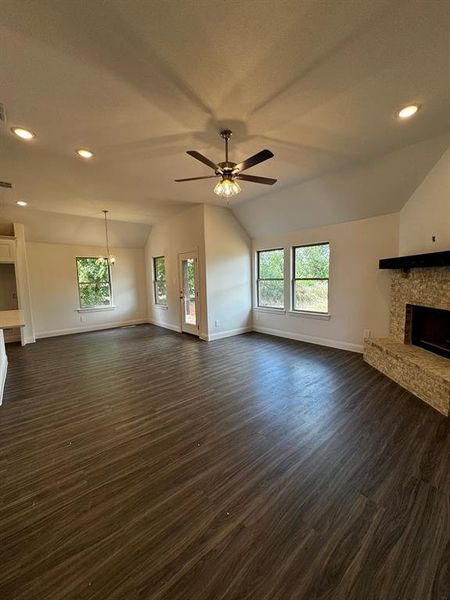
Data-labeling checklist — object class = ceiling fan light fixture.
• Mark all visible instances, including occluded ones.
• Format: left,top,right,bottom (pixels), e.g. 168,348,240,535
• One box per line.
214,177,241,198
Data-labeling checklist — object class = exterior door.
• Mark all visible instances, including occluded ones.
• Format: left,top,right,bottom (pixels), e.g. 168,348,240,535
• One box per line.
178,252,200,335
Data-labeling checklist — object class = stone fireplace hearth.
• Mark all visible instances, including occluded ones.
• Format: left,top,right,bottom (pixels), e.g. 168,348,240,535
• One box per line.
364,266,450,416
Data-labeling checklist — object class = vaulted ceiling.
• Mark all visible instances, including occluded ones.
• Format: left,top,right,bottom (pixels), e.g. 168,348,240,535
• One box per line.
1,0,449,237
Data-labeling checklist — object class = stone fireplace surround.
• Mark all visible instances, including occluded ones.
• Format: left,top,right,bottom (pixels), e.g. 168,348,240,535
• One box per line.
364,267,450,416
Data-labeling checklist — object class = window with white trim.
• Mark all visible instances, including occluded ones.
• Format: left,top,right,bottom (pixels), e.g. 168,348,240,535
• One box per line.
76,257,113,309
292,243,329,313
256,248,284,309
153,256,167,306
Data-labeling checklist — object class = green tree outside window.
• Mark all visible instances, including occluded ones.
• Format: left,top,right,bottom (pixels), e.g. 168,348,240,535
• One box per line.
76,257,112,308
293,243,330,313
257,249,284,308
153,256,167,305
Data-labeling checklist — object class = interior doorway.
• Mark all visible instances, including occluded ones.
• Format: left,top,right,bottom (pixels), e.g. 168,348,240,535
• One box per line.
178,252,200,336
0,263,20,343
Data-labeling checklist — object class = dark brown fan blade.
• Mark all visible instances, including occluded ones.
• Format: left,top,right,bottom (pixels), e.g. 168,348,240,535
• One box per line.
186,150,218,171
236,174,277,185
174,176,218,182
234,149,274,172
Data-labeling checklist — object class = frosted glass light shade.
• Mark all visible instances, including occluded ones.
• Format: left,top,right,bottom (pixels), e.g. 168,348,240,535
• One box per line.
214,178,241,197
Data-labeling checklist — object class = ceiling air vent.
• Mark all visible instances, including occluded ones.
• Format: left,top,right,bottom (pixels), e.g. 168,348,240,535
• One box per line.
0,181,13,189
0,103,6,122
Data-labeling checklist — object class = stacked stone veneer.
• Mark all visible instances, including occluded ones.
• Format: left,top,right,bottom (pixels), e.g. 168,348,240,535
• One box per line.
364,267,450,416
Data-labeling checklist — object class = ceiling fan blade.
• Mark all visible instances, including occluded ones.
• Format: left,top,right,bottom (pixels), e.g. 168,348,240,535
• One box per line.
186,150,218,171
234,149,274,172
236,174,277,185
174,176,218,182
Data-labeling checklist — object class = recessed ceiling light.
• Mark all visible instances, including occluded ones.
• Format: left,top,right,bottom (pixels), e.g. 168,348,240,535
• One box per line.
76,148,94,159
16,200,27,207
397,104,421,119
11,127,35,140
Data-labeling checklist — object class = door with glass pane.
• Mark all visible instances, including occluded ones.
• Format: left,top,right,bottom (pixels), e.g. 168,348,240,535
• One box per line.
178,252,199,335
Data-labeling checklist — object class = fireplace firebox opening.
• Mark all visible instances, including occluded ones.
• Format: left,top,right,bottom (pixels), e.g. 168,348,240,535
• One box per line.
405,304,450,359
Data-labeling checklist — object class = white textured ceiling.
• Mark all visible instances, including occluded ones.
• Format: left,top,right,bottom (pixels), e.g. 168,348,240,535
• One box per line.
0,0,449,234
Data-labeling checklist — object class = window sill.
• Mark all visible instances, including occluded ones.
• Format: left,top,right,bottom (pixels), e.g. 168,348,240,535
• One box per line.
253,307,286,315
153,304,168,310
76,306,116,313
288,310,331,320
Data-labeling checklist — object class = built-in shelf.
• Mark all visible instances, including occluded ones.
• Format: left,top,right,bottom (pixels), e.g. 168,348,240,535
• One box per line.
379,250,450,270
0,309,25,329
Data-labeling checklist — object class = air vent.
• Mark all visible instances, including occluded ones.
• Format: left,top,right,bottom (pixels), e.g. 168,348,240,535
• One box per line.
0,103,5,122
0,181,13,189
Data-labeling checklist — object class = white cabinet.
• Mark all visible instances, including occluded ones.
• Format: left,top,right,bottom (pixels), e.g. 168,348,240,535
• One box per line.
0,238,16,263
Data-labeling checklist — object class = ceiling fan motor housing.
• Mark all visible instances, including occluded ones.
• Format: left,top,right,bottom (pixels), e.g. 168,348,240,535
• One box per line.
216,161,237,177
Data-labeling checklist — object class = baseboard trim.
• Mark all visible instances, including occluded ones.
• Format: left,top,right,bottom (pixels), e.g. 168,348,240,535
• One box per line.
148,319,182,334
34,318,362,352
252,326,364,354
35,318,148,339
203,327,252,341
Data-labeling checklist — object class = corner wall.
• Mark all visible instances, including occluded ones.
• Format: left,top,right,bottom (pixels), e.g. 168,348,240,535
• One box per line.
144,205,208,335
144,204,252,340
399,147,450,255
203,205,252,339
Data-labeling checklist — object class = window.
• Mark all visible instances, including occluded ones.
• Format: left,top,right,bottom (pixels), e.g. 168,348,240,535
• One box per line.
293,243,329,313
76,257,113,309
257,248,284,309
153,256,167,305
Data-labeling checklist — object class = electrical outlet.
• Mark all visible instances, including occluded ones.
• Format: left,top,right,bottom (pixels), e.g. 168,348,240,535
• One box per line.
80,315,85,323
363,329,371,339
214,319,220,328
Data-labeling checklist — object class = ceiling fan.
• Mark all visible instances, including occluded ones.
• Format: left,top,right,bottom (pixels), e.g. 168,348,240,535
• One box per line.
174,129,277,198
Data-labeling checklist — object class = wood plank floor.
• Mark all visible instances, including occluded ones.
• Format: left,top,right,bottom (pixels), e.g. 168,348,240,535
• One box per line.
0,325,449,600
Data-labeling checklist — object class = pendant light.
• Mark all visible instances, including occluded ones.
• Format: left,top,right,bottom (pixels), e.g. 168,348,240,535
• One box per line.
102,210,116,266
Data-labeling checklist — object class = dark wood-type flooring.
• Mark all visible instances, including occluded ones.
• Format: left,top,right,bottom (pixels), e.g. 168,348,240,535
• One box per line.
1,325,449,600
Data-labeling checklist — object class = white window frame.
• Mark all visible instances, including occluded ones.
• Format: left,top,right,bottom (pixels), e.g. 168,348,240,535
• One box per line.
291,242,330,315
256,248,285,310
75,256,114,311
153,256,167,307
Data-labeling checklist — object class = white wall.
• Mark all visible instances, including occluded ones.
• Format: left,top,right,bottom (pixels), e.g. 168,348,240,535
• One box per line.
203,205,252,339
27,242,147,337
144,205,208,336
252,213,399,352
399,147,450,255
